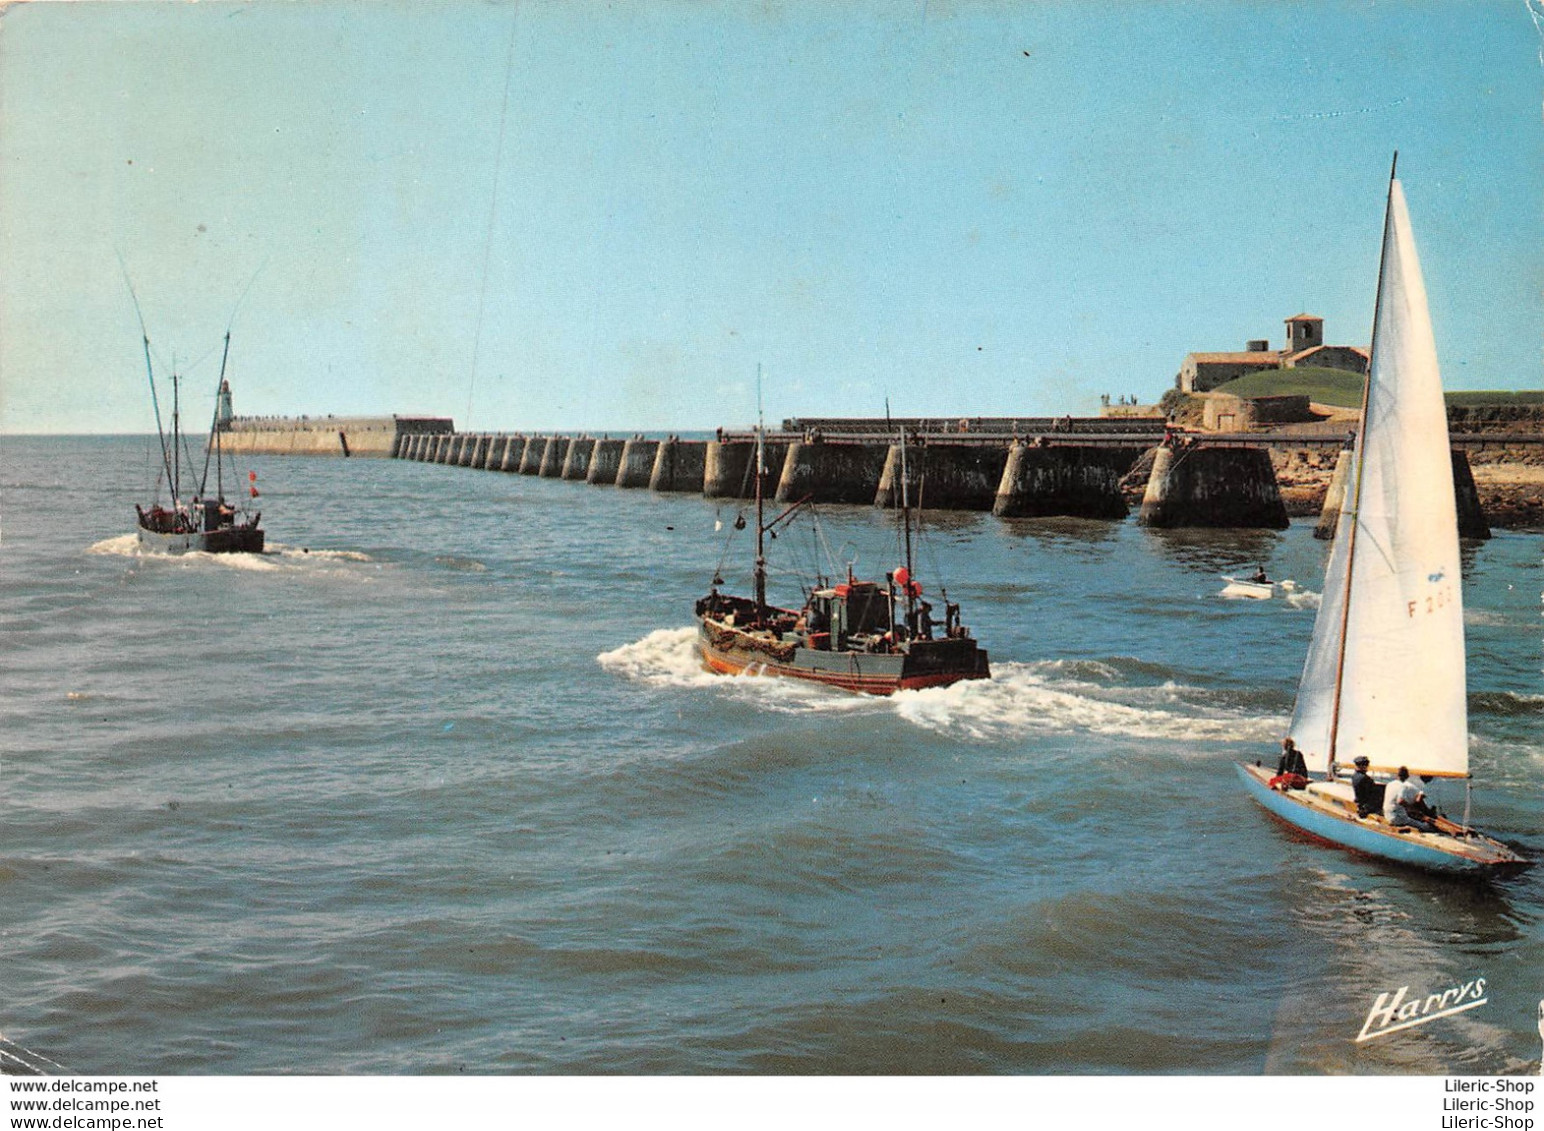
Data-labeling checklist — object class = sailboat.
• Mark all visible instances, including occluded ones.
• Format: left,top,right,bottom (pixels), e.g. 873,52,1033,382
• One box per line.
132,316,264,555
695,398,990,695
1237,159,1526,876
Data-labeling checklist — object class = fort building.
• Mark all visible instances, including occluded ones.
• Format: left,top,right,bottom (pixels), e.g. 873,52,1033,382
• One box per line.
1176,314,1369,394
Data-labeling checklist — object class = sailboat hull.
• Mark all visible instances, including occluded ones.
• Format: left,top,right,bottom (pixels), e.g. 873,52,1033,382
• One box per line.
1236,763,1527,877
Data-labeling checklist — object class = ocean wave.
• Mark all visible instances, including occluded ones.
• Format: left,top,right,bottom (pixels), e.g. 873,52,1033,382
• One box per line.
433,555,489,572
598,628,1287,743
1470,690,1544,717
597,627,720,688
890,662,1285,744
85,534,142,556
86,534,376,577
268,544,373,563
595,627,874,716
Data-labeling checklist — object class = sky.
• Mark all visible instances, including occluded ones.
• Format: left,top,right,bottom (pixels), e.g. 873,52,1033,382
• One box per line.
2,0,1542,434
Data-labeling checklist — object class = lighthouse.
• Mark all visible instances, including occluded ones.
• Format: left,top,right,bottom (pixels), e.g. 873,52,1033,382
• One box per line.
216,379,234,430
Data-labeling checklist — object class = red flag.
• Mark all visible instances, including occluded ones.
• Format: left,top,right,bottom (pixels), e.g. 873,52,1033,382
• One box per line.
248,470,260,498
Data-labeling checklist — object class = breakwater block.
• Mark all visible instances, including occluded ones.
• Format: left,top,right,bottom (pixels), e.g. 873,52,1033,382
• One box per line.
993,442,1133,519
1314,449,1353,539
616,439,660,488
588,439,625,484
703,440,788,499
1138,444,1289,529
463,435,487,468
519,437,545,474
1452,450,1491,540
649,438,707,492
500,437,526,471
1315,447,1491,541
485,436,508,470
540,437,571,477
876,443,1009,511
775,441,890,505
563,438,595,480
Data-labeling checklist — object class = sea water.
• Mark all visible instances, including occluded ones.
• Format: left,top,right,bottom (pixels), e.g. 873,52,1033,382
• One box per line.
2,435,1540,1074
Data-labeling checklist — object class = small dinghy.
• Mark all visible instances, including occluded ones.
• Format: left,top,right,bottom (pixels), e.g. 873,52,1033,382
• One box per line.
1219,571,1297,600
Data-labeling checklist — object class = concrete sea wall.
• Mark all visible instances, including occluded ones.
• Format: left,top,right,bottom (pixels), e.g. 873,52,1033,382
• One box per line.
222,415,450,458
994,443,1134,520
237,415,1537,532
1139,446,1289,530
650,438,708,493
775,441,890,505
588,439,625,484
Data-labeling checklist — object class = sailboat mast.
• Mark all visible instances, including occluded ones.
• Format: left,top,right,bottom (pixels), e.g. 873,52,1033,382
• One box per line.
1327,152,1398,775
754,364,767,614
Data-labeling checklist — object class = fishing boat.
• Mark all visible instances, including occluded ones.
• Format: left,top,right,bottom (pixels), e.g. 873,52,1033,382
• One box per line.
695,411,990,695
131,298,263,554
1238,159,1526,877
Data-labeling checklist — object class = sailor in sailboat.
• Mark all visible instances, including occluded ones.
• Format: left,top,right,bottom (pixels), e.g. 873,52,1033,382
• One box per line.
1349,755,1384,818
1236,156,1526,877
1271,738,1308,789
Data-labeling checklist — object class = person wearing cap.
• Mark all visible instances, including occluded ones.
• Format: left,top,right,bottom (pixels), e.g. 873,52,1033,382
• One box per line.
1350,755,1384,818
1383,766,1434,831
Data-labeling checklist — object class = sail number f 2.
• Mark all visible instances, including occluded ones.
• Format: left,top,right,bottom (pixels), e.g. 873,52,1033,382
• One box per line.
1357,977,1487,1042
1409,577,1456,619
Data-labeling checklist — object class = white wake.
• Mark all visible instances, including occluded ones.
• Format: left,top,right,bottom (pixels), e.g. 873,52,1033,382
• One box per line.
598,626,1286,743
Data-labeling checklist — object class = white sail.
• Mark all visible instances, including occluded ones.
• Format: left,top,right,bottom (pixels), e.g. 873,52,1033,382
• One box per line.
1289,472,1354,774
1289,178,1468,779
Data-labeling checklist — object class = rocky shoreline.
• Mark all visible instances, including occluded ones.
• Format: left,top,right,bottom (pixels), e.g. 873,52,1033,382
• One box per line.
1271,447,1544,531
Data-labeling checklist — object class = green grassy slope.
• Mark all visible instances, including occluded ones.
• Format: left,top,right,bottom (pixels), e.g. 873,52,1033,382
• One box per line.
1210,367,1365,407
1210,368,1540,409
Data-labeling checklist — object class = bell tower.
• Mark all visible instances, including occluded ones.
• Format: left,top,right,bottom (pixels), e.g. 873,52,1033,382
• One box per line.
1284,314,1324,354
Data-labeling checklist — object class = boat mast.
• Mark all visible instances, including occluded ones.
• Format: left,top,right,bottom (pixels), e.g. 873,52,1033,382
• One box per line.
171,365,182,506
896,411,916,627
1327,152,1398,777
199,331,232,501
754,364,767,615
119,257,175,493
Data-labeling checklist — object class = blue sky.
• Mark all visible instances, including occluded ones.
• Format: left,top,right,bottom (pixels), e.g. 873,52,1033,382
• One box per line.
2,1,1541,433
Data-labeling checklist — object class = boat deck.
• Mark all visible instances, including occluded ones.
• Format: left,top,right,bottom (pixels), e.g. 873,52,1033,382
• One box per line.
1238,762,1527,876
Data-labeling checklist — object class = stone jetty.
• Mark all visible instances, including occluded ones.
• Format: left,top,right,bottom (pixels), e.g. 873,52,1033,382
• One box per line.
224,412,1544,531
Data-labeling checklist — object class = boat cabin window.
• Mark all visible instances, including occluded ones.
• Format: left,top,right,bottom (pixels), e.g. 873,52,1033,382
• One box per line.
839,583,890,637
